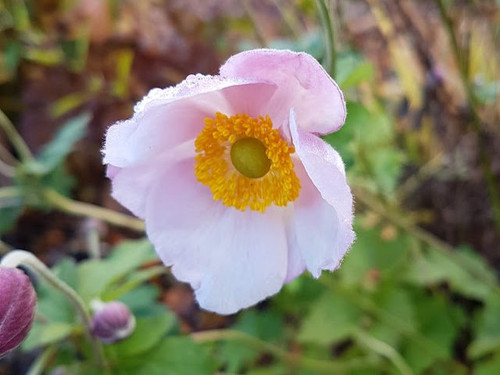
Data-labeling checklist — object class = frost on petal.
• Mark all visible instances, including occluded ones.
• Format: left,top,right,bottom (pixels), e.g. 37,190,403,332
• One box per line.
288,111,354,276
220,49,346,134
144,159,288,315
103,78,276,169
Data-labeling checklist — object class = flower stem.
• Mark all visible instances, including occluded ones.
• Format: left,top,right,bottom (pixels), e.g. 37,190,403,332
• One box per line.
192,329,381,373
316,0,337,78
1,250,107,368
26,345,57,375
42,189,145,232
0,109,33,163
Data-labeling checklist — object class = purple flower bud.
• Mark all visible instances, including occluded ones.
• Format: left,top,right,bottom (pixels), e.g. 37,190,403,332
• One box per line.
0,267,37,356
91,301,135,344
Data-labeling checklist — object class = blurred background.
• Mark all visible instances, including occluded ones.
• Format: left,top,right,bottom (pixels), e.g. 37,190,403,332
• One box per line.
0,0,499,374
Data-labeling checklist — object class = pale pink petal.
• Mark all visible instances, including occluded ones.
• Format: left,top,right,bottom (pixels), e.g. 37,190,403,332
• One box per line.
286,163,348,278
108,139,195,218
288,110,354,276
103,77,276,168
194,207,288,314
144,158,288,314
220,49,346,134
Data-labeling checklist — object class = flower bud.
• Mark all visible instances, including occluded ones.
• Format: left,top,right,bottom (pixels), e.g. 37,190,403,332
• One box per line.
0,267,37,356
91,301,135,344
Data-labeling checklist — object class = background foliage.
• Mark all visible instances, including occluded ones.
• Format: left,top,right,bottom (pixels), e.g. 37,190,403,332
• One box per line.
0,0,499,374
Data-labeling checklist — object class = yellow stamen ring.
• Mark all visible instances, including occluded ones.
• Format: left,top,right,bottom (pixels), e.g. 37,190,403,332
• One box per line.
194,112,300,212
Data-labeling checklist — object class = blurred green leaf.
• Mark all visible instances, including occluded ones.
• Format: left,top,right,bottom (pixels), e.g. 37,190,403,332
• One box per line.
368,285,417,347
25,113,90,175
116,337,217,375
298,288,362,345
77,239,157,302
110,310,176,358
336,52,374,89
338,222,410,286
118,284,162,316
36,259,78,323
405,247,493,300
0,204,22,234
470,294,500,358
474,354,500,375
219,310,284,373
403,290,465,372
22,322,74,351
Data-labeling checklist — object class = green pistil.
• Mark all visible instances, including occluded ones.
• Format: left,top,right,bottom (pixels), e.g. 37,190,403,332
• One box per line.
230,137,271,179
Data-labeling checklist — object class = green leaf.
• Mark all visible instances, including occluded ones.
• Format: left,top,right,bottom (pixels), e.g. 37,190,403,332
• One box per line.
298,288,363,345
368,285,416,347
110,310,177,358
336,52,374,89
469,294,500,358
118,285,161,316
22,322,74,351
405,247,493,300
36,259,78,323
219,310,284,373
76,239,157,302
0,205,22,234
116,337,217,375
26,113,90,175
403,290,465,372
474,353,500,375
338,222,410,286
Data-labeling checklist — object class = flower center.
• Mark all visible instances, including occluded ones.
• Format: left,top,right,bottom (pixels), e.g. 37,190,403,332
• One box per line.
194,112,300,212
230,138,271,179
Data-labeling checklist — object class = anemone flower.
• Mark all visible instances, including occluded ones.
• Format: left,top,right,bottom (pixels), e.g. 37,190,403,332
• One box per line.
103,49,354,314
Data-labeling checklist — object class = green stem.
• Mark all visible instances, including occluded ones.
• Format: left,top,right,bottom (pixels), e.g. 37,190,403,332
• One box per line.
26,345,57,375
0,250,107,368
43,189,145,232
435,0,500,232
0,109,33,162
355,331,414,375
192,329,381,373
316,0,336,78
0,186,22,202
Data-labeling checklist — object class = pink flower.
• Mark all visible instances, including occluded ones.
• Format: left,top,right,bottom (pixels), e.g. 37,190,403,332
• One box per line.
103,49,354,314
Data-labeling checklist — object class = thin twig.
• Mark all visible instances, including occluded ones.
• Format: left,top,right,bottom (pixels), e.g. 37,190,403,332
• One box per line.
42,189,145,232
0,109,33,162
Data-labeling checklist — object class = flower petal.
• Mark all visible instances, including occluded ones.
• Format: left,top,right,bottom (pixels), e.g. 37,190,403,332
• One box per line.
194,207,288,314
220,49,346,134
103,77,276,168
144,158,288,314
288,110,354,276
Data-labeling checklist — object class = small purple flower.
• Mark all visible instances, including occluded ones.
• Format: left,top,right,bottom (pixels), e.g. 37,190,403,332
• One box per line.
0,267,37,356
91,301,135,344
